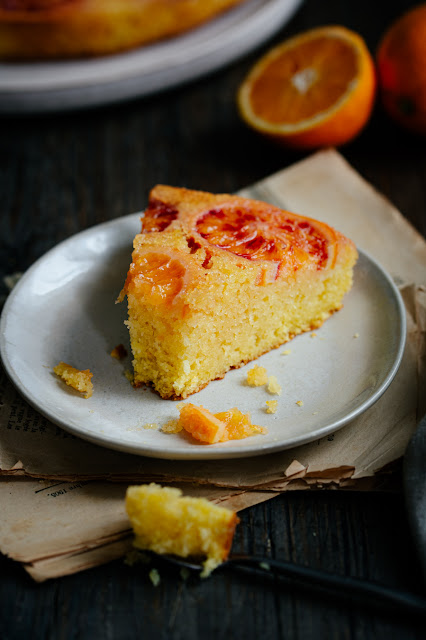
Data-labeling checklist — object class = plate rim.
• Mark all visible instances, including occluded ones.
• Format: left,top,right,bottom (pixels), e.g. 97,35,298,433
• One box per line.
0,213,407,460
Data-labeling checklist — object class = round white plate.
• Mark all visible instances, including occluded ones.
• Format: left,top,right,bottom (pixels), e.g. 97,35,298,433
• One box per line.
0,213,406,460
0,0,303,113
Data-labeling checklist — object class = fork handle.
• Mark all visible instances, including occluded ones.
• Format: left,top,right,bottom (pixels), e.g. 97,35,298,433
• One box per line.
228,555,426,618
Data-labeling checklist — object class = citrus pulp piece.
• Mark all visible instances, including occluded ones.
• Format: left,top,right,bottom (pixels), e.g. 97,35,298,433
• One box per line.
178,404,266,443
195,203,337,273
124,250,187,306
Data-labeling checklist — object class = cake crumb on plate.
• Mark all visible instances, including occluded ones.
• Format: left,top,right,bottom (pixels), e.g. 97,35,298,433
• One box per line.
53,362,93,398
247,365,268,386
267,375,281,395
265,400,278,414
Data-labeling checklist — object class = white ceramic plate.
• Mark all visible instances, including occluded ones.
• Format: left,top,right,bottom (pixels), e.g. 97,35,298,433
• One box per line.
0,0,303,113
0,213,406,460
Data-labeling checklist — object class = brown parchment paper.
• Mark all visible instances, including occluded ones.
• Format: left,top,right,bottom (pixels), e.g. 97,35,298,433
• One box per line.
1,149,426,581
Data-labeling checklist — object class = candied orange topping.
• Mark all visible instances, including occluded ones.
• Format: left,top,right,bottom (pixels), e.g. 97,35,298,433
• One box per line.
178,403,266,444
179,404,226,444
214,408,266,441
125,251,186,305
195,204,334,272
142,199,178,233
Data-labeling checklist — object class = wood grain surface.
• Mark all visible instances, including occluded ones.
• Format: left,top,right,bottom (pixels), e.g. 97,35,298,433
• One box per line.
1,1,425,638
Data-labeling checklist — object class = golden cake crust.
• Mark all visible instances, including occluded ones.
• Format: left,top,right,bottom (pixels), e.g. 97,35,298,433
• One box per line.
122,185,358,400
0,0,245,60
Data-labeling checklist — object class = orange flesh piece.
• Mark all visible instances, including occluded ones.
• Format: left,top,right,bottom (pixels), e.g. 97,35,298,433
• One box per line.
179,404,226,444
196,205,331,268
142,200,178,233
179,404,265,444
125,252,186,305
249,36,358,124
215,408,265,441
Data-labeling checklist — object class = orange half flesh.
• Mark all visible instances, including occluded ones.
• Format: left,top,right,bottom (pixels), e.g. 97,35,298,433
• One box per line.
238,25,376,149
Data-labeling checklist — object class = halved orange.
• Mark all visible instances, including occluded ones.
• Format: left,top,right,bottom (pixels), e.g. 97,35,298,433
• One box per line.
237,25,376,149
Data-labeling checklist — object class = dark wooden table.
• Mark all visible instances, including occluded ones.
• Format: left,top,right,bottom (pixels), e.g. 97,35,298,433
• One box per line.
1,1,426,638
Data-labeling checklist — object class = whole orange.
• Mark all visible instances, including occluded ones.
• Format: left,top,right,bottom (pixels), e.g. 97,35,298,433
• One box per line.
377,4,426,134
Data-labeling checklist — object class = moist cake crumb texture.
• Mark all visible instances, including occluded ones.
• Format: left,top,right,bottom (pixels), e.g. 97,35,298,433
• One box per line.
125,483,239,577
121,185,358,400
265,400,278,414
267,375,282,395
53,361,93,398
247,365,269,386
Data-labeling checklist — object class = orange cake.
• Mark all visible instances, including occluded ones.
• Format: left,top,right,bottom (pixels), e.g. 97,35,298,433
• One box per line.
125,483,239,576
120,185,358,400
0,0,245,60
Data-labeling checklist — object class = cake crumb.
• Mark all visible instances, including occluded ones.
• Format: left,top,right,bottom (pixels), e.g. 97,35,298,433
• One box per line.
161,419,183,434
296,400,303,406
267,375,281,395
310,332,317,338
282,349,291,355
143,423,159,430
125,483,239,578
149,568,161,587
247,365,268,386
265,400,278,414
53,362,93,398
353,332,360,338
124,369,134,384
110,344,128,360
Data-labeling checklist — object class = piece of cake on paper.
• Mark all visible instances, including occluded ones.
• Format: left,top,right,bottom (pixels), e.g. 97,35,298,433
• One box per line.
120,185,357,399
125,483,239,577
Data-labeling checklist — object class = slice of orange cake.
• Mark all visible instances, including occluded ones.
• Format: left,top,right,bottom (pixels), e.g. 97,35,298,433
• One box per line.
120,185,358,399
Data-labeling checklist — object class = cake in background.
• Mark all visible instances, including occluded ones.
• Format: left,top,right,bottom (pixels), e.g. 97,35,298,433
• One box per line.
0,0,246,60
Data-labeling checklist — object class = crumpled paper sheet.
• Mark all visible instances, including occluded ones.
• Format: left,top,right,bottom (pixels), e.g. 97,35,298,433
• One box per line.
1,149,425,581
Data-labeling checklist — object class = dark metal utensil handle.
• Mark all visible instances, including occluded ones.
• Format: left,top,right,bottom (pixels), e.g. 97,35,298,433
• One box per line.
404,413,426,585
227,554,426,617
